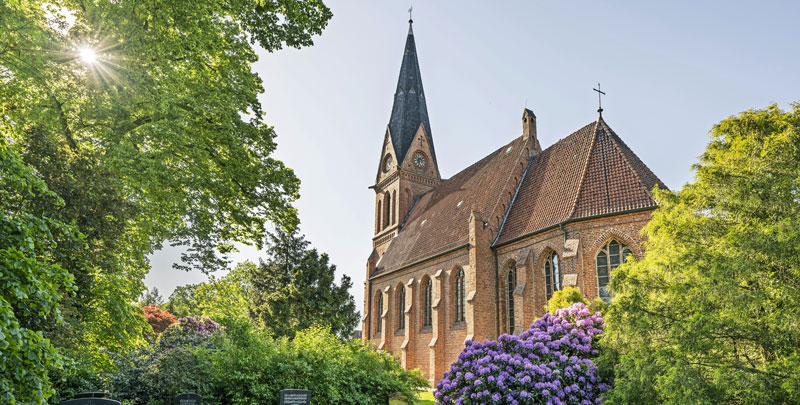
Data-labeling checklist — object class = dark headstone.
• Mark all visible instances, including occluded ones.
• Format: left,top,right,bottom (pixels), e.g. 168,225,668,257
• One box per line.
58,399,120,405
174,393,202,405
75,392,109,398
388,392,409,405
279,389,311,405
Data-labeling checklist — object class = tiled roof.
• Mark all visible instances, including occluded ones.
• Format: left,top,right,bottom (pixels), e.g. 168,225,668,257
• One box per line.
495,118,667,245
388,22,436,165
374,136,529,276
372,117,666,275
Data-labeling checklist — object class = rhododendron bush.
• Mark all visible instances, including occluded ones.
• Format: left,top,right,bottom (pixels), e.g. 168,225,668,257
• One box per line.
435,303,610,404
159,315,224,348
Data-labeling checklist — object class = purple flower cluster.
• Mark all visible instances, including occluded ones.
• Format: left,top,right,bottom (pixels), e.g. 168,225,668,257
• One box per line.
158,315,224,349
434,303,610,405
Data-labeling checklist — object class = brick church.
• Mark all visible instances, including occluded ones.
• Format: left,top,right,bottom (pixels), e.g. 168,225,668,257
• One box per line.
362,20,666,385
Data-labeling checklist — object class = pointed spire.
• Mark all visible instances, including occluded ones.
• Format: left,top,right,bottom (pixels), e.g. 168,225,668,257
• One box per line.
387,17,436,166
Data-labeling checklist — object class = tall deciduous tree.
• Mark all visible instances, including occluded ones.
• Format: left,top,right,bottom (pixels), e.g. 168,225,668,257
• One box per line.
249,231,359,339
1,0,331,401
606,104,800,403
0,135,77,403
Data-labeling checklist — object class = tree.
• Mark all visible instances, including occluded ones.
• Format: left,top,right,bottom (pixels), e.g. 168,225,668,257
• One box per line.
194,262,253,325
249,231,359,339
605,104,800,403
1,0,331,401
164,284,201,318
544,286,588,315
140,287,165,307
142,305,177,335
0,136,77,403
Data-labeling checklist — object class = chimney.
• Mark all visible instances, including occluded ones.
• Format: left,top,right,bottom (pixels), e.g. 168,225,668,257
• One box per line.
522,108,541,155
522,108,536,141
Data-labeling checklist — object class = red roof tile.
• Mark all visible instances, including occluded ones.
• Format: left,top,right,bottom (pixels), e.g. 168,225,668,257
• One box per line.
374,136,528,275
496,119,666,245
372,118,666,274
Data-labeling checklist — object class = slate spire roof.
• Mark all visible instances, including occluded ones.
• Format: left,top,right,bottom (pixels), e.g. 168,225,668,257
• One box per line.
388,20,436,165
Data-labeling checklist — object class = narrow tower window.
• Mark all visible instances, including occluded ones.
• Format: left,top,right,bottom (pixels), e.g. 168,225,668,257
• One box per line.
376,200,382,232
392,190,396,224
384,192,391,229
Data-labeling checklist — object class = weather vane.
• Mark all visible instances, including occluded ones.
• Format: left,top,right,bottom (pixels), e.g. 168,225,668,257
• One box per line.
593,83,606,117
408,6,413,23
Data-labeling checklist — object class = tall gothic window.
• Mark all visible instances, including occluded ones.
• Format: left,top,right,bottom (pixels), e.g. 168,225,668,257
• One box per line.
375,293,383,334
384,192,391,229
424,278,433,327
507,266,516,335
376,200,382,232
397,286,405,330
392,190,396,224
455,269,465,323
545,252,561,301
596,240,633,304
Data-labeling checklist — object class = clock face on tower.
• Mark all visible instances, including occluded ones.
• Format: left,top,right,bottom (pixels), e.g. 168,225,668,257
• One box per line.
383,155,393,172
413,152,426,169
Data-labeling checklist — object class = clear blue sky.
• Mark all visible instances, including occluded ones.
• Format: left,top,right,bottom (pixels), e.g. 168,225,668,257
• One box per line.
146,1,800,315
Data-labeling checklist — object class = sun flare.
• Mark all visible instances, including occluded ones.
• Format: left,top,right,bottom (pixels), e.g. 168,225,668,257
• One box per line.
78,47,97,64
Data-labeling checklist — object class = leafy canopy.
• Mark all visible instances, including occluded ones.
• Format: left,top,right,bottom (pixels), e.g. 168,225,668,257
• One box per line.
248,230,360,339
605,104,800,404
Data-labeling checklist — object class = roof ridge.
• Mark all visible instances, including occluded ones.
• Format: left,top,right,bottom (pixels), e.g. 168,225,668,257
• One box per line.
601,120,667,197
567,119,602,219
599,121,651,208
493,150,535,246
484,136,530,239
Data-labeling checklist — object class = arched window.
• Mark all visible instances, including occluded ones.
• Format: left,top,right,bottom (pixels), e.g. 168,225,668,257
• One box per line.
376,200,382,232
384,192,391,229
596,240,633,304
423,278,433,327
544,252,560,301
392,190,396,224
397,286,405,330
375,293,383,334
455,269,465,323
507,266,517,334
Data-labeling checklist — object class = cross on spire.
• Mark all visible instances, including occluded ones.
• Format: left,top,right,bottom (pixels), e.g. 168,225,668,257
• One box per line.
593,83,606,118
408,6,413,23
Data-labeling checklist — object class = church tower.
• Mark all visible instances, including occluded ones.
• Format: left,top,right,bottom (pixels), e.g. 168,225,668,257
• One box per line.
370,18,441,259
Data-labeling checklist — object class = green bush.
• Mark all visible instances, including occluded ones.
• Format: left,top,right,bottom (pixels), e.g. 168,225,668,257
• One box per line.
104,323,425,404
207,325,427,404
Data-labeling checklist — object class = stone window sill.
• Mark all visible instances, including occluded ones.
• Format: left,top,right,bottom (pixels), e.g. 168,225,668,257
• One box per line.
394,329,405,336
372,332,382,339
450,321,466,330
419,326,432,334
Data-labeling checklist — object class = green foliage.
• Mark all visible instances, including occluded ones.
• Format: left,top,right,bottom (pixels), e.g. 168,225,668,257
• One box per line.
206,325,427,404
108,324,425,404
544,286,588,314
605,104,800,404
164,284,200,318
1,1,331,401
0,137,76,403
248,231,359,339
194,262,253,324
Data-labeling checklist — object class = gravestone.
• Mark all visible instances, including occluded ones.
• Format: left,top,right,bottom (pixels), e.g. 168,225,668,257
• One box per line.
174,392,202,405
58,394,120,405
388,392,409,405
279,389,311,405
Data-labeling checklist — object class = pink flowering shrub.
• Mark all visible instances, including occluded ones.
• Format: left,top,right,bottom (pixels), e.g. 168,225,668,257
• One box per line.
159,315,224,349
434,303,610,405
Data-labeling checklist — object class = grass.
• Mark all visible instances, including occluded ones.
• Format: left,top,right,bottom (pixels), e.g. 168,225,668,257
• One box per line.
417,390,436,405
